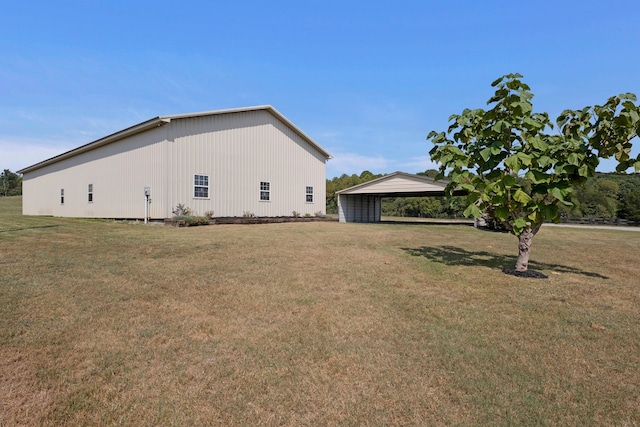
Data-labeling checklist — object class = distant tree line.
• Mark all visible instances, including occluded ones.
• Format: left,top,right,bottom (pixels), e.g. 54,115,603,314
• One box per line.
562,172,640,222
327,170,640,222
1,169,22,196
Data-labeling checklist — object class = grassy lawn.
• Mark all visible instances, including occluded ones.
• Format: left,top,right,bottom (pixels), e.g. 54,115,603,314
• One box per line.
1,196,639,426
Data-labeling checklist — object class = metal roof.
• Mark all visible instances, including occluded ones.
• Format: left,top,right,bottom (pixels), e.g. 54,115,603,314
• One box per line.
18,105,332,174
336,171,460,197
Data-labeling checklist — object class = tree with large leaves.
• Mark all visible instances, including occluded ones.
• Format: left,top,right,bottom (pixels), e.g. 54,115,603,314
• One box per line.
428,74,640,273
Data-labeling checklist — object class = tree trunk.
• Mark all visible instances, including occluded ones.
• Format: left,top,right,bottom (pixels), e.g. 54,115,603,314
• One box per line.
515,223,543,271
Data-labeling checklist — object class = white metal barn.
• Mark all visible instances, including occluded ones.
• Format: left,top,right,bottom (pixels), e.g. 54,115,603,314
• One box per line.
18,106,332,220
336,172,451,222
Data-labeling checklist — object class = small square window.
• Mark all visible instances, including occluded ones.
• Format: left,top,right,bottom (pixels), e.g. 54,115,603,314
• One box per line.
88,184,93,203
194,174,209,198
306,186,313,203
260,181,270,201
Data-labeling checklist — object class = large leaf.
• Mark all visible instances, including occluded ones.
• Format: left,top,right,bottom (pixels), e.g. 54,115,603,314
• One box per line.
524,117,542,129
527,135,549,151
504,155,520,172
578,163,592,178
447,145,465,156
547,186,573,205
516,152,533,166
486,169,503,180
525,170,550,184
527,210,542,224
519,101,533,114
537,156,553,168
542,204,559,221
513,218,528,235
513,189,532,204
502,175,517,187
463,203,482,218
494,206,511,220
480,147,493,162
490,143,503,155
567,152,582,166
451,171,467,183
491,120,505,133
547,186,564,200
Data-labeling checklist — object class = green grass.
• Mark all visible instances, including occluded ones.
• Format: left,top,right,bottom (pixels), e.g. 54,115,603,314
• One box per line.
1,196,639,425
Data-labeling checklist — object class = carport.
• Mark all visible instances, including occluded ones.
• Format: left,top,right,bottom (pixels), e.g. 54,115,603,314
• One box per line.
336,172,454,223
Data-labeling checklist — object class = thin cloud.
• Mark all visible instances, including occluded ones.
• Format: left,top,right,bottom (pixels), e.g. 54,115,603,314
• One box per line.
0,138,77,172
327,151,391,178
397,156,440,173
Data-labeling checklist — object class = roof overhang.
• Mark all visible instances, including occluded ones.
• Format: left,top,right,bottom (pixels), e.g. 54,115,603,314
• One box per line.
18,117,171,174
336,171,466,197
342,190,456,198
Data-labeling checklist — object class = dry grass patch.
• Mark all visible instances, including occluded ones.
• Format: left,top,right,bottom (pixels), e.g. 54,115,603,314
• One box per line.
1,196,639,425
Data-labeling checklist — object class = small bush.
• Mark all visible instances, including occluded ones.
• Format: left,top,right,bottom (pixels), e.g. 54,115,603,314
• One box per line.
314,211,324,218
172,215,209,226
304,213,311,218
292,211,301,218
172,203,192,216
242,211,255,218
204,210,215,219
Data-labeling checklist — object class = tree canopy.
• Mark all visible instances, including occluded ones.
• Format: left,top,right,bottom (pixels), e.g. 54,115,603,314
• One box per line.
428,74,640,273
1,169,22,197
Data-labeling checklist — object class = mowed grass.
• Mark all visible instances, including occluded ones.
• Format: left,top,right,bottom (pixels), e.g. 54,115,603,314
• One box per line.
1,196,639,426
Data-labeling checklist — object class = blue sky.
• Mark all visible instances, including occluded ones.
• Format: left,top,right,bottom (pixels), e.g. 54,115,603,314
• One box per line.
2,0,639,178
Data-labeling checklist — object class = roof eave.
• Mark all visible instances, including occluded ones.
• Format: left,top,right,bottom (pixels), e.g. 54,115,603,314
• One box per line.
266,106,333,160
335,171,462,196
18,117,170,174
18,105,333,174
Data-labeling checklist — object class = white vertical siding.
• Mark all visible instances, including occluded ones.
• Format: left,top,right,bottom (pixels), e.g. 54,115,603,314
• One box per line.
338,195,381,223
165,109,326,217
21,109,328,219
22,125,168,218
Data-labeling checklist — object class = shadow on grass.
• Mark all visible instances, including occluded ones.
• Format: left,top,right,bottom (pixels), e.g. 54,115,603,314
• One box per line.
0,225,60,233
402,245,608,279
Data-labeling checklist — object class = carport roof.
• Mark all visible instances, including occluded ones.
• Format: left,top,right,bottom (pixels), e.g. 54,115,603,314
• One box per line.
336,172,459,198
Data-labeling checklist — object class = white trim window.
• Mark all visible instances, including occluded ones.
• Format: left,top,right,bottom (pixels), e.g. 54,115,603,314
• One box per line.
194,174,209,198
260,181,270,201
60,189,65,205
88,184,93,203
306,186,313,203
